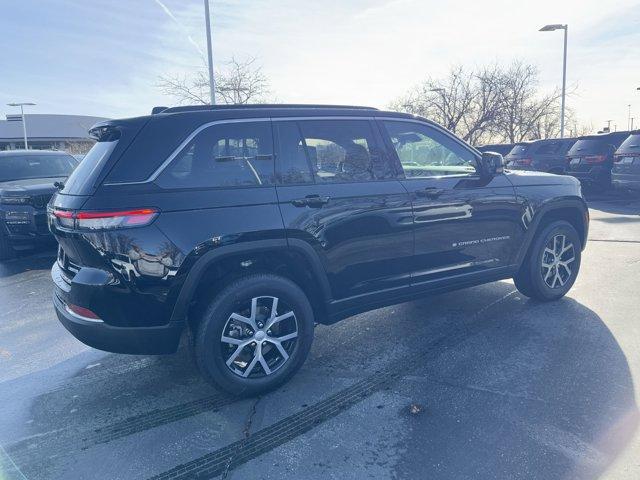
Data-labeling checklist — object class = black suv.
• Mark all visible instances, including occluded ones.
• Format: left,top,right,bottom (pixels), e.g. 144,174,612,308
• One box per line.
612,131,640,191
505,138,576,174
49,105,588,395
566,131,630,188
1,149,78,260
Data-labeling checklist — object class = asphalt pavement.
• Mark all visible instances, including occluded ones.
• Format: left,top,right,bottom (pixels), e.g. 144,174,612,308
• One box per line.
1,193,639,480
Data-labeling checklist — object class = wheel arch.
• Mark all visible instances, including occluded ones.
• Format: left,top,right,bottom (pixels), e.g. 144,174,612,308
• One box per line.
515,198,589,268
170,239,332,328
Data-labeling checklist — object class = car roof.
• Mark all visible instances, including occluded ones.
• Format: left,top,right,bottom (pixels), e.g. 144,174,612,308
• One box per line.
99,104,438,132
0,149,73,157
154,104,415,120
577,131,632,141
159,104,380,114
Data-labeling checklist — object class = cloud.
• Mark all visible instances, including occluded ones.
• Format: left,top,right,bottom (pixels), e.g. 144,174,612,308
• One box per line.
1,0,638,130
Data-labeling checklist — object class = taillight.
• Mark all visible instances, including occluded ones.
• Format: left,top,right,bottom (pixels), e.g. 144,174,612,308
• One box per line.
53,208,75,228
583,155,606,164
53,208,158,230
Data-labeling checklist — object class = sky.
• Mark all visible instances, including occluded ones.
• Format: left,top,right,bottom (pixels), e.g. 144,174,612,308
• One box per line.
0,0,638,133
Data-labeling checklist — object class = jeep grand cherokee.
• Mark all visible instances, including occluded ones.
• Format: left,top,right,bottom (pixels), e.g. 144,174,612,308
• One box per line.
49,105,588,395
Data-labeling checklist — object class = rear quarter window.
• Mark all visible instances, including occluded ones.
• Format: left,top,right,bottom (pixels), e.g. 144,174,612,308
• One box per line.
61,140,118,195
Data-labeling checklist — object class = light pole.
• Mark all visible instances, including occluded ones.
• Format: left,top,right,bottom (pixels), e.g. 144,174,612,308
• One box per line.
7,102,36,149
539,24,568,138
204,0,216,105
628,104,632,131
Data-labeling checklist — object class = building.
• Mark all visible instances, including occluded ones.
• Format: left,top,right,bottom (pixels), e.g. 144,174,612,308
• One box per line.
0,114,108,153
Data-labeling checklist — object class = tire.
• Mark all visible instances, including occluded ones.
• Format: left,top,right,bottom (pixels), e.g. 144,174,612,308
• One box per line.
0,230,15,261
514,220,581,301
194,273,314,396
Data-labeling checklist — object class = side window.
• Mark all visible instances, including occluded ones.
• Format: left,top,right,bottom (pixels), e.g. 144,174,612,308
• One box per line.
156,121,274,189
382,121,477,178
299,120,382,183
274,122,314,185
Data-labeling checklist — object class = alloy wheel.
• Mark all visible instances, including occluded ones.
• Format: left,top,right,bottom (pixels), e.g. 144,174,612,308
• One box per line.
221,296,298,378
541,234,576,289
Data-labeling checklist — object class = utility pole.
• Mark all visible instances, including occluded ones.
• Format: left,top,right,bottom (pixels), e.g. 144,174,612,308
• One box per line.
204,0,216,105
628,104,632,131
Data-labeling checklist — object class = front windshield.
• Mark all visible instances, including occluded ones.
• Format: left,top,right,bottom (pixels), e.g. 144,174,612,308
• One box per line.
0,154,76,182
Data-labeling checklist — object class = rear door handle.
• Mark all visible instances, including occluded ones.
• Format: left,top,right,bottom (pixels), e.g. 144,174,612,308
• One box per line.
415,187,445,199
291,195,330,208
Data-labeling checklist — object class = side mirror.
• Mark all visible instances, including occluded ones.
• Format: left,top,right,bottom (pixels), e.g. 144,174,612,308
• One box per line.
479,151,505,177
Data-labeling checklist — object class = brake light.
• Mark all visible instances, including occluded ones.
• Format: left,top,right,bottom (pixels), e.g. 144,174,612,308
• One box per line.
53,208,76,228
53,208,158,230
583,155,606,164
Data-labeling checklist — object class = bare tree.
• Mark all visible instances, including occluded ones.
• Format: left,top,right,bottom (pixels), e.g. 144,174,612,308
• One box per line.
158,56,270,105
491,62,561,143
391,66,503,143
392,61,580,145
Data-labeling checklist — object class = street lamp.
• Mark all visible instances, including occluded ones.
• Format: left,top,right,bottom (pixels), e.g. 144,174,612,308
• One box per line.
539,23,568,138
203,0,216,105
7,102,36,149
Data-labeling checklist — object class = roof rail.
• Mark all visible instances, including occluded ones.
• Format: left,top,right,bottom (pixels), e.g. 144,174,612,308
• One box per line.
159,104,378,114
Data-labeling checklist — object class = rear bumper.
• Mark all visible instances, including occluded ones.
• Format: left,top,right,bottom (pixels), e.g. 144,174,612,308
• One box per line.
52,262,183,354
566,166,610,185
612,174,640,190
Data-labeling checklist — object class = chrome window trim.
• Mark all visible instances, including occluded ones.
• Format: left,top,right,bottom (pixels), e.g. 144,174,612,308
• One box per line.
103,117,272,186
104,115,474,186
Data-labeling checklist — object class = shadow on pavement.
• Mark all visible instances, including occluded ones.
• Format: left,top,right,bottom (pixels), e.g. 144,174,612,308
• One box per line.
395,294,639,480
3,280,636,480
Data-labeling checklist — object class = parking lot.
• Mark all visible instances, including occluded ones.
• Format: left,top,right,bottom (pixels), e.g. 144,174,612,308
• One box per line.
0,194,639,480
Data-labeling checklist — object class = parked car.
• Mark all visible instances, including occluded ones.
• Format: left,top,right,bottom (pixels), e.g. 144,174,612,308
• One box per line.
565,131,630,188
49,104,588,395
505,138,576,174
475,143,515,157
612,131,640,191
0,150,78,260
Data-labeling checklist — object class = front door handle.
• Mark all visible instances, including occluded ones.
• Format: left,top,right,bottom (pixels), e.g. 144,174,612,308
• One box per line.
415,187,445,199
291,195,330,208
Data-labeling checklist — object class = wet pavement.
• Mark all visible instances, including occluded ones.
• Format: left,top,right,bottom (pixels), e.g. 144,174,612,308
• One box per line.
1,194,639,480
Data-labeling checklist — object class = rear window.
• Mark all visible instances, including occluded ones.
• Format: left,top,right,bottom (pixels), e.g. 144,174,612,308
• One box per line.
617,134,640,155
535,142,562,155
61,140,118,195
0,153,76,182
567,139,610,156
506,144,532,158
